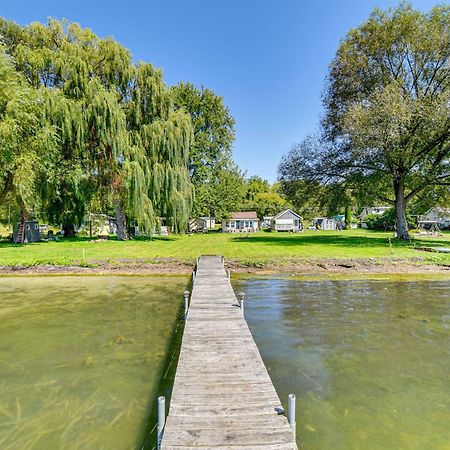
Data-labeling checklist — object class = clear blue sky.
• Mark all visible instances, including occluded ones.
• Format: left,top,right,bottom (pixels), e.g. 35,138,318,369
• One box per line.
2,0,438,182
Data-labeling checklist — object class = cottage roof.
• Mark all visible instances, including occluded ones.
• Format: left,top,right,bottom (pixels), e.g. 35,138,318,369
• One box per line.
273,209,302,220
363,206,390,211
426,207,450,215
230,211,258,220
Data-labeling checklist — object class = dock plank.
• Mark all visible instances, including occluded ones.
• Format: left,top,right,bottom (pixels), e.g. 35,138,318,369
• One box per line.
161,255,297,449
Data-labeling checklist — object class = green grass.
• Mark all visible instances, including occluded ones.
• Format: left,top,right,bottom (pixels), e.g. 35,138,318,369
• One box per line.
0,229,449,267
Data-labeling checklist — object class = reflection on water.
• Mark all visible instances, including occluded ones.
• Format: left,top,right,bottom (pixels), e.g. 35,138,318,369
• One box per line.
235,279,450,450
0,276,186,450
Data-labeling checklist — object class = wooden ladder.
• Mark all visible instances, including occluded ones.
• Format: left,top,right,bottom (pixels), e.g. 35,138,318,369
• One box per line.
15,222,25,243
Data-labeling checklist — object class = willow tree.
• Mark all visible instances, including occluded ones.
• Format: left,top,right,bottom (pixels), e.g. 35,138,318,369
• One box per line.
125,63,193,235
322,4,450,239
0,46,56,222
0,18,194,238
0,18,131,235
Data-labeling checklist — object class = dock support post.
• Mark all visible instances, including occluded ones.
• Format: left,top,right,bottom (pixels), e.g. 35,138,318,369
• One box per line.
157,395,166,449
184,290,190,320
238,292,245,316
288,393,296,437
192,270,196,283
227,269,230,281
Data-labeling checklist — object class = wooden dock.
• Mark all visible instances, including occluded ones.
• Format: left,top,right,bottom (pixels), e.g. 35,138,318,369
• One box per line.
161,255,298,449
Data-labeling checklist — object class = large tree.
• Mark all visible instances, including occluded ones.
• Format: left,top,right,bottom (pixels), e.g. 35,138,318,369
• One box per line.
279,134,362,221
0,18,194,238
0,46,56,222
194,165,245,221
172,82,236,218
322,4,450,239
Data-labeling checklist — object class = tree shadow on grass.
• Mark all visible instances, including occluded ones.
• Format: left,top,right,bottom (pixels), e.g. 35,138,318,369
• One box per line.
0,235,180,248
231,232,449,249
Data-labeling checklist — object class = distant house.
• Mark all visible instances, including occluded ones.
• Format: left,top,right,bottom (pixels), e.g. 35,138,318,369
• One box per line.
202,217,215,229
419,207,450,229
13,220,41,243
260,216,273,228
312,217,337,230
360,206,390,220
222,212,259,233
189,217,215,233
271,209,303,232
360,206,391,228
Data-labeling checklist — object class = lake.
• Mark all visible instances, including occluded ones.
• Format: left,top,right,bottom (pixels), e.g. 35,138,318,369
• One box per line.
234,277,450,450
1,275,448,449
0,276,187,450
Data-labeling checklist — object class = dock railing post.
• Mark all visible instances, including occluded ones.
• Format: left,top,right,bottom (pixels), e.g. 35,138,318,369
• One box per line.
288,393,296,437
238,292,245,316
192,270,196,284
157,395,166,449
184,290,190,320
227,269,230,281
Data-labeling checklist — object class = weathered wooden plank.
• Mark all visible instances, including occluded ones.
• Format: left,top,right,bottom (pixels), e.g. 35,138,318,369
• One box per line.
160,255,297,449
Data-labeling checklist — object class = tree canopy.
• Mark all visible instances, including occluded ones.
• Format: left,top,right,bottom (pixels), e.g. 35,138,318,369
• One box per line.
0,18,194,238
279,4,450,239
172,82,236,219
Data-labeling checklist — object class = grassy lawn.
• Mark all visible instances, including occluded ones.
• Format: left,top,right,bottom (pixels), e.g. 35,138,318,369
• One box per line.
0,228,449,267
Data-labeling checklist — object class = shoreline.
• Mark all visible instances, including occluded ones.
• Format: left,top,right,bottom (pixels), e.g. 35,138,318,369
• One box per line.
0,257,449,277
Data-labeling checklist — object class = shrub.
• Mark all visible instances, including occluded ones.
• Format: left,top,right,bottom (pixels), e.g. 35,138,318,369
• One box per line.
364,208,414,231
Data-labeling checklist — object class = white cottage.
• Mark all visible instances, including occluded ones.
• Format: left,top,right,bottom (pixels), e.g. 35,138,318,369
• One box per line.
222,212,259,233
271,209,303,232
419,207,450,229
360,206,390,220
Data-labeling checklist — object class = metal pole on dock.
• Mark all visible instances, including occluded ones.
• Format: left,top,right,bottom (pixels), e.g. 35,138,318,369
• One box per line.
238,292,245,316
157,395,166,449
288,393,296,437
184,290,190,320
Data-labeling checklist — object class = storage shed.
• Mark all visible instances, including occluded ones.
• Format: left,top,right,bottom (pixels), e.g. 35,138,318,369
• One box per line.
13,220,41,243
271,209,303,232
313,217,337,230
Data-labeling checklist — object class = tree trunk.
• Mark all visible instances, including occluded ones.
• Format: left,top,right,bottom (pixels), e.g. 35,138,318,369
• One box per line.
114,198,128,241
394,179,409,240
63,223,76,237
344,205,351,230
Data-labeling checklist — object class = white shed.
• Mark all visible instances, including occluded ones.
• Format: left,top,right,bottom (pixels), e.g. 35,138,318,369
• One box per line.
313,217,337,230
271,209,303,232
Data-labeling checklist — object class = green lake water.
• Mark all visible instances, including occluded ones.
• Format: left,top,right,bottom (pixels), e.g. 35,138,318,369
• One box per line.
1,275,449,450
0,276,187,450
234,278,450,450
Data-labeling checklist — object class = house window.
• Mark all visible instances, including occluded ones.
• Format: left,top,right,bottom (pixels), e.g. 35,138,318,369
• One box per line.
245,221,249,228
34,224,39,230
26,225,30,230
230,221,235,228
